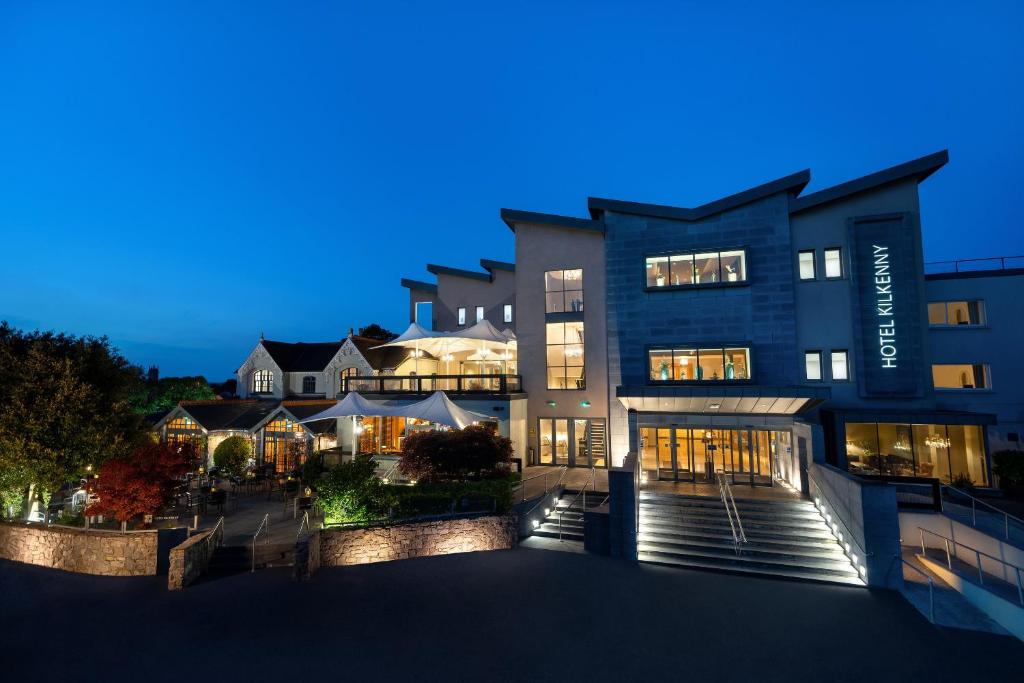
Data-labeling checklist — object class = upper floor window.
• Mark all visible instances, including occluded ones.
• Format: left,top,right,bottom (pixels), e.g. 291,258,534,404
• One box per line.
546,321,585,389
503,304,513,324
805,351,822,381
824,248,843,278
545,269,584,313
302,375,316,394
648,347,750,382
457,307,466,326
475,306,484,323
928,301,985,326
830,350,849,381
933,364,990,390
645,249,747,289
251,369,274,393
798,250,816,280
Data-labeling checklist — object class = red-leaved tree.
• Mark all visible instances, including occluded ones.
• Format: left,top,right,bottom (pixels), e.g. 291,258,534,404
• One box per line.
87,441,196,525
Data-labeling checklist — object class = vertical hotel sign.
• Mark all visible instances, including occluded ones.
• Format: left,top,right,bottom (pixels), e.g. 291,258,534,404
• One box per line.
850,215,924,397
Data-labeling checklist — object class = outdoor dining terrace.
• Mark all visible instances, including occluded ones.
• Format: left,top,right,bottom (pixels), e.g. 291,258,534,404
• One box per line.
341,373,522,395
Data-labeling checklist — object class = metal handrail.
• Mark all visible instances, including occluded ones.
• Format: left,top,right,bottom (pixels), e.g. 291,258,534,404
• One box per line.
207,516,225,552
918,527,1024,606
523,466,569,522
251,513,270,573
558,468,596,541
717,473,741,552
516,465,568,503
901,557,936,623
296,510,310,540
723,476,746,543
941,485,1024,540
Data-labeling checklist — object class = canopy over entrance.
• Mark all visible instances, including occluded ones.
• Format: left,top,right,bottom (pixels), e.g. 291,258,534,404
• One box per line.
616,385,830,415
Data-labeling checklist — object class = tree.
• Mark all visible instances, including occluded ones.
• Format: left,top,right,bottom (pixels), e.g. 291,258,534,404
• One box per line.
129,375,215,414
87,441,196,526
316,455,390,524
213,436,252,475
0,322,150,517
399,426,513,482
357,324,399,341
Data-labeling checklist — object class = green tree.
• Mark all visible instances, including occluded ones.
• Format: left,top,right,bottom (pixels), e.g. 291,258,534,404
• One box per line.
129,375,215,414
0,322,149,517
357,324,398,341
213,436,252,475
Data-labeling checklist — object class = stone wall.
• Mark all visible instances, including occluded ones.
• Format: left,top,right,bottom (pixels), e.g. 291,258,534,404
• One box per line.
167,524,221,590
0,521,158,576
320,515,516,567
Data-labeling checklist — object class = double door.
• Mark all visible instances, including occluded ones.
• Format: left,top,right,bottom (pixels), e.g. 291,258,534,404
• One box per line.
641,427,780,486
538,418,607,468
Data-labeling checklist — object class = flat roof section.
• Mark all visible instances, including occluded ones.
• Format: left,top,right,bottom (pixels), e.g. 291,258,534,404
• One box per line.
400,278,438,293
616,384,830,415
500,208,605,234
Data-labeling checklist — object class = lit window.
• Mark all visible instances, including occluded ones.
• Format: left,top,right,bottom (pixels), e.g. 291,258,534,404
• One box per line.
928,301,985,326
805,351,822,381
457,307,466,325
648,347,750,381
545,269,584,313
475,306,484,323
798,251,816,280
302,376,316,394
830,351,848,381
503,304,513,323
645,249,746,288
546,321,585,389
824,248,843,278
933,364,990,390
252,369,274,393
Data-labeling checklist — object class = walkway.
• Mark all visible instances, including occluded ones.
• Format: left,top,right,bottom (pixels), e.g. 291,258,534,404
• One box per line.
195,487,313,547
901,547,1009,635
3,548,1021,681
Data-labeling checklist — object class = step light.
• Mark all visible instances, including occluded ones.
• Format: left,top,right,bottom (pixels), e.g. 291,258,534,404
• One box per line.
531,519,540,529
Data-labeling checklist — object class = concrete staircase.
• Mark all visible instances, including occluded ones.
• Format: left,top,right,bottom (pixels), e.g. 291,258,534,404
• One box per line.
638,491,864,586
532,490,606,543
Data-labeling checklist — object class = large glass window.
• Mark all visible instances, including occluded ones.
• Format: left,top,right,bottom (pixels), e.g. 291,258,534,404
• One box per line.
845,422,988,485
933,364,990,389
251,369,274,393
645,249,746,288
648,347,750,381
928,300,985,326
546,321,585,389
545,269,584,313
798,250,816,280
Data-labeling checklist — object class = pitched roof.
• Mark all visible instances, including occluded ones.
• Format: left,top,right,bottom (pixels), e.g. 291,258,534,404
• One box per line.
587,169,810,222
280,401,338,435
789,150,948,214
400,278,438,293
425,264,492,282
500,208,605,234
260,339,344,372
349,335,432,371
177,400,281,431
480,258,515,273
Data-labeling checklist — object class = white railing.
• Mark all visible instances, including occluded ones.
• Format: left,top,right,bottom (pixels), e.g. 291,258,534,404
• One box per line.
941,485,1024,541
901,558,936,623
918,527,1024,606
716,472,745,553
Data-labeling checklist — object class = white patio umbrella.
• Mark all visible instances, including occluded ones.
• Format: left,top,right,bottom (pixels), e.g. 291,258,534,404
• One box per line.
298,392,401,456
396,391,492,430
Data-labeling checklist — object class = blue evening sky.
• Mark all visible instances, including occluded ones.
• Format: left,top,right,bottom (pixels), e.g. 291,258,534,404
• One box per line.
1,1,1021,380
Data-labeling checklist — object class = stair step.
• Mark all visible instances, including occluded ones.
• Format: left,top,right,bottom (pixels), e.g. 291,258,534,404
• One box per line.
639,514,834,536
637,524,841,549
637,534,852,563
640,493,815,511
533,522,584,541
637,543,860,577
637,551,865,586
640,507,826,526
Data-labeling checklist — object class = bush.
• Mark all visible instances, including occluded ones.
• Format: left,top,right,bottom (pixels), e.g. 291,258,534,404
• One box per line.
993,450,1024,490
317,456,390,524
389,478,516,518
87,441,196,523
398,426,513,482
213,436,252,475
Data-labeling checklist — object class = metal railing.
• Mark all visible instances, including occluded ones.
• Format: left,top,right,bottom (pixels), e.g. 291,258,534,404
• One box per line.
901,558,936,624
343,374,522,395
207,516,225,553
918,527,1024,606
558,468,596,541
924,255,1024,274
523,466,569,525
251,513,270,573
296,510,310,541
515,465,569,503
941,485,1024,541
717,472,745,553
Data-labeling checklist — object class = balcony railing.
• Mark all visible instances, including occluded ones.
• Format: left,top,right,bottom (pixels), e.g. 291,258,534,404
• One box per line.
925,255,1024,274
342,374,522,395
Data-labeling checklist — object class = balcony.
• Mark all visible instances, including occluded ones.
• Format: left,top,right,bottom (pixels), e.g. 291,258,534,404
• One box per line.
342,374,522,396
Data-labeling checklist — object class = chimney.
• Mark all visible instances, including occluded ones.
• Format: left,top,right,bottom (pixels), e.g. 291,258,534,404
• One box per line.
348,327,354,338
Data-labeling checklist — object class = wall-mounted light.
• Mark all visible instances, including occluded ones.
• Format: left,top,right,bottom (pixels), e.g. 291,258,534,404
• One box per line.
546,400,557,407
580,401,591,408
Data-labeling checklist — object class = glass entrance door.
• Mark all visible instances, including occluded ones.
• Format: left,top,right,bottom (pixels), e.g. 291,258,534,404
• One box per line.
639,425,784,486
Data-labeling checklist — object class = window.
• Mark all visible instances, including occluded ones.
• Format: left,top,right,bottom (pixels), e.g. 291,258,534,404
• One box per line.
798,250,816,280
503,304,513,323
457,307,466,326
804,351,822,381
932,364,990,390
648,347,750,381
824,248,843,278
538,418,606,467
302,375,316,394
845,422,987,485
830,351,849,381
251,369,274,393
928,300,985,326
645,249,747,288
546,321,585,389
545,269,584,313
475,306,484,323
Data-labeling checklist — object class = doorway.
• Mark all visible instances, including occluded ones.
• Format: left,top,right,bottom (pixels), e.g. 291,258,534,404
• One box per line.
538,418,607,468
639,426,785,486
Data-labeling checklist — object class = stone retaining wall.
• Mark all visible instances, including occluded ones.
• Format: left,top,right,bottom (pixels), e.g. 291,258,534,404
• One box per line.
167,525,221,590
0,521,158,576
320,514,516,567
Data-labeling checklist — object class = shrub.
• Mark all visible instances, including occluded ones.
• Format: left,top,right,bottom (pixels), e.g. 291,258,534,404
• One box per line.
398,426,513,482
213,436,252,475
317,456,390,524
87,441,196,524
993,450,1024,490
390,478,515,518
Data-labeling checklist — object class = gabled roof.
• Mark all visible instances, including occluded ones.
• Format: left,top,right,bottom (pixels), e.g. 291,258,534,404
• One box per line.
252,402,338,435
587,169,810,222
790,150,948,214
172,400,281,432
480,258,515,273
500,208,604,234
426,264,492,282
261,340,344,372
400,278,438,294
349,335,432,371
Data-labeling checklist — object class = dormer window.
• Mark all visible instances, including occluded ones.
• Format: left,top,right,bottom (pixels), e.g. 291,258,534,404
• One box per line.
252,369,274,393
